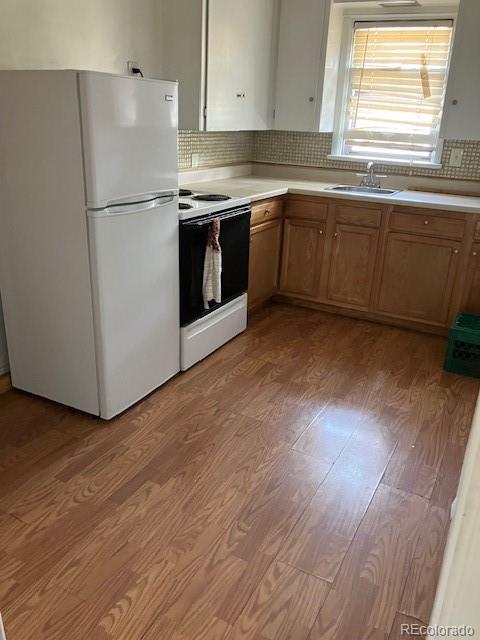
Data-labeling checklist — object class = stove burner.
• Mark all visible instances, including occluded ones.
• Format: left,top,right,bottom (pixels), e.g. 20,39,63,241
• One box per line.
179,202,193,210
179,189,194,197
192,194,232,202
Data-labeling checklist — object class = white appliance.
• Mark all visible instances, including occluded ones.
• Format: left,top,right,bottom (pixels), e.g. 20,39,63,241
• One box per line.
178,191,251,370
0,71,180,419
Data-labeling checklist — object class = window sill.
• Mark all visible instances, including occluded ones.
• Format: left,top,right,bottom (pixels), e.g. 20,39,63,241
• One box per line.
327,154,443,170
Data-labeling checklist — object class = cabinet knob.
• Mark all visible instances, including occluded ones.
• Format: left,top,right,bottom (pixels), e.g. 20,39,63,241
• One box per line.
454,249,459,254
264,209,270,216
319,229,324,235
334,232,338,238
452,99,459,105
424,220,429,225
308,97,315,102
473,251,478,256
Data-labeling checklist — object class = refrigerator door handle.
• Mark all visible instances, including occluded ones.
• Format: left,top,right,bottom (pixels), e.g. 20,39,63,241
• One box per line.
87,194,176,218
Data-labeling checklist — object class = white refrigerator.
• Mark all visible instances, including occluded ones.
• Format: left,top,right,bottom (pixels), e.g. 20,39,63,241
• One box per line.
0,71,180,418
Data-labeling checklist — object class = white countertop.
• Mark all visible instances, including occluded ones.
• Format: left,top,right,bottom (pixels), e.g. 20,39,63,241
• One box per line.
184,176,480,214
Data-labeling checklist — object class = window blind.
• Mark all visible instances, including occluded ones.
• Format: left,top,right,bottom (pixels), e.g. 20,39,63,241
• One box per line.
341,20,453,163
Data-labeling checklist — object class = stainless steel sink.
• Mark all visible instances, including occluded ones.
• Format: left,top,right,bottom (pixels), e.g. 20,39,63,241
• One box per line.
327,185,400,196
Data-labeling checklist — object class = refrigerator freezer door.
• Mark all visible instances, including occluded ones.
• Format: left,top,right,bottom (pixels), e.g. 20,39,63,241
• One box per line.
88,198,180,419
79,72,178,209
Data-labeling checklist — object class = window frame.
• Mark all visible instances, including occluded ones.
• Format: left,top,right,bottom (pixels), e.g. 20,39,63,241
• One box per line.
330,10,457,168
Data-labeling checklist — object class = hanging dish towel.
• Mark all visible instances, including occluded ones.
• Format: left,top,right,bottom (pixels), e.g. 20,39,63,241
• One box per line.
202,217,222,309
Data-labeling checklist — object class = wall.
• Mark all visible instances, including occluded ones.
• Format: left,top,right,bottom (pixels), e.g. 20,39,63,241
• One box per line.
0,0,164,373
0,0,162,77
430,392,480,635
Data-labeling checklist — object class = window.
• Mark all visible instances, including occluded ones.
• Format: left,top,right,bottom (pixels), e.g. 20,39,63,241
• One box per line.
333,20,454,165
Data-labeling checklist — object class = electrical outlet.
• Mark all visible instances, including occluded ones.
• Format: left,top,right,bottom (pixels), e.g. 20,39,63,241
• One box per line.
449,148,464,168
127,60,139,76
191,153,201,168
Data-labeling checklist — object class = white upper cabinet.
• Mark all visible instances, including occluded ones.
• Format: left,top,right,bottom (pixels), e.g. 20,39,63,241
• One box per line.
160,0,206,131
441,0,480,141
274,0,331,132
207,0,276,131
160,0,276,131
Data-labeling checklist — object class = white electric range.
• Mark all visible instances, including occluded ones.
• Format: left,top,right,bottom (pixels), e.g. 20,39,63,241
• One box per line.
178,189,252,370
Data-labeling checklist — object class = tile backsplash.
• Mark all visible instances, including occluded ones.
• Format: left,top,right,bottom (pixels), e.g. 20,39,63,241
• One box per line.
178,130,253,170
179,129,480,182
253,132,480,181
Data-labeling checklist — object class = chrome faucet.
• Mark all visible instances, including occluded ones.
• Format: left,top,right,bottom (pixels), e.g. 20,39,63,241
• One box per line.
358,162,386,189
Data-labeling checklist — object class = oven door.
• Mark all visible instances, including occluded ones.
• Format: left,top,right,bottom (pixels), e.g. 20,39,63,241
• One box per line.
179,206,251,326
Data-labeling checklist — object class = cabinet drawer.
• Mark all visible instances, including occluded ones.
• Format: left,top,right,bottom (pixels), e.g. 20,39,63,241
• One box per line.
475,220,480,240
390,210,465,239
284,198,328,221
251,199,283,226
335,204,382,228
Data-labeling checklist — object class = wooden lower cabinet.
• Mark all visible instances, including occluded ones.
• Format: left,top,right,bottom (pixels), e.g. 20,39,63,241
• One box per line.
327,224,379,310
279,218,326,298
464,242,480,314
247,194,473,334
248,218,282,309
376,232,461,326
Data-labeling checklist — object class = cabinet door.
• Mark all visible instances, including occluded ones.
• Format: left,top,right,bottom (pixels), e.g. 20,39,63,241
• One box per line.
280,218,326,298
377,232,460,326
440,0,480,141
248,219,282,308
274,0,330,131
207,0,275,130
464,242,480,314
327,224,379,310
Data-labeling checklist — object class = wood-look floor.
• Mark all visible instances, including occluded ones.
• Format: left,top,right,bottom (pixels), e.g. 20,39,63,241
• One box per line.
0,304,478,640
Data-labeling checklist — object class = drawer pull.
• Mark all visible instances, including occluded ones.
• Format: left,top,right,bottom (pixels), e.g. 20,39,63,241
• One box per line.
424,220,429,225
473,251,478,257
454,249,459,254
264,209,271,216
319,229,324,235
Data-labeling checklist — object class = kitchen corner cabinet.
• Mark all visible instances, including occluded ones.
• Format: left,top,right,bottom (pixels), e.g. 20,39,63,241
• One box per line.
161,0,276,131
440,0,480,140
280,218,326,298
274,0,331,131
376,233,461,326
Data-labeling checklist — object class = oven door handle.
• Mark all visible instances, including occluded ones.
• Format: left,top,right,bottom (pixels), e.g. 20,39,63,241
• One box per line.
181,209,250,228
